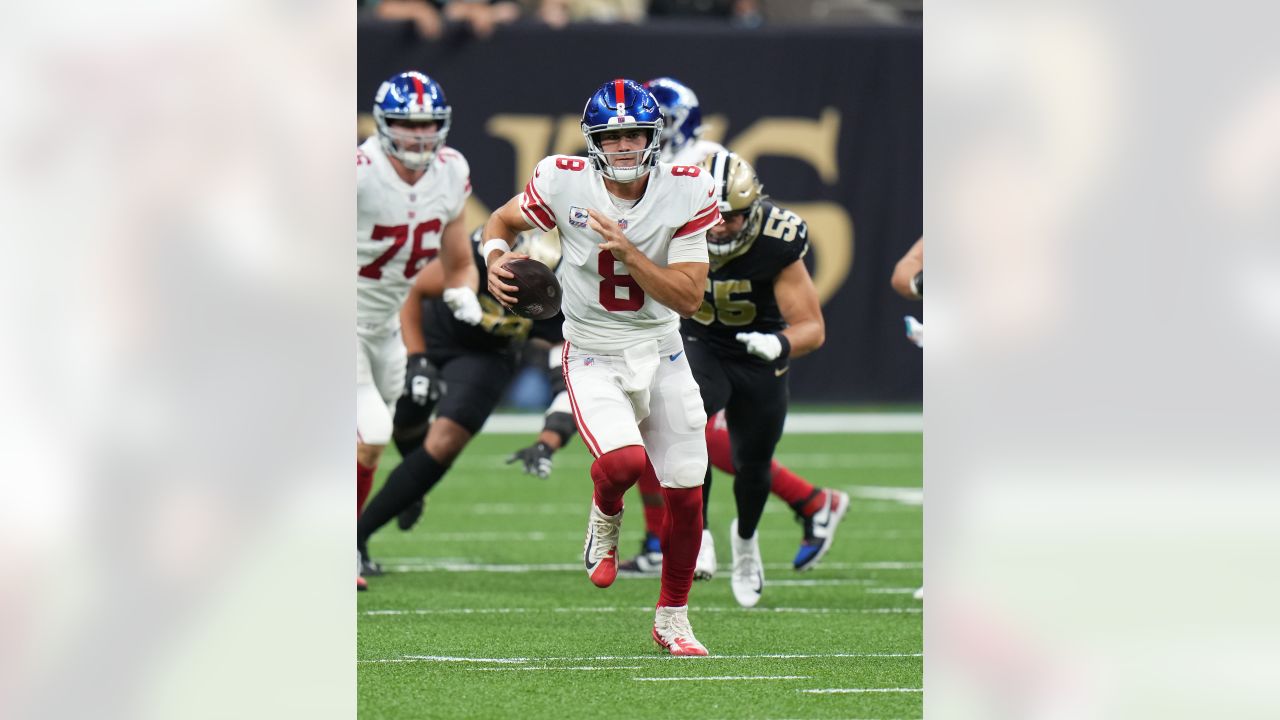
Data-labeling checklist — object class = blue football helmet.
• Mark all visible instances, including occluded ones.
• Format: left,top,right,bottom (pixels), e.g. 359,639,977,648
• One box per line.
580,79,665,183
644,77,704,163
372,71,452,171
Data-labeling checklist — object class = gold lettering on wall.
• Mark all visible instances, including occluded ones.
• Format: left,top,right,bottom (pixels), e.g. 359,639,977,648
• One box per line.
486,115,555,194
783,202,853,305
729,109,852,304
728,107,841,184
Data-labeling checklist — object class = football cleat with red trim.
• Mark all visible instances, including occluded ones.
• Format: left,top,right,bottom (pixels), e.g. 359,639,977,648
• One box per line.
652,605,708,656
584,503,622,588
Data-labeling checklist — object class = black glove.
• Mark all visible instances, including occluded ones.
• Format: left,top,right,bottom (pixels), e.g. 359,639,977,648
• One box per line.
506,441,554,479
405,354,444,407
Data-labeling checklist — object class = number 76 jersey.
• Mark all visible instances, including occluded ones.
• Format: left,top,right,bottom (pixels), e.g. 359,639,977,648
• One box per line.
356,136,471,332
519,155,719,352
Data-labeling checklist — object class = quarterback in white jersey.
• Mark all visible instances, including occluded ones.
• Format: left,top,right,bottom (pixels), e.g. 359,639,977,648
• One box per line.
484,79,718,656
356,72,478,579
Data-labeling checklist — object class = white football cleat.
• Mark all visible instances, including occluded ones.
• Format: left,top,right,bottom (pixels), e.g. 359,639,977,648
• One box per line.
693,528,716,580
584,503,622,588
913,587,924,600
729,519,764,608
652,605,708,656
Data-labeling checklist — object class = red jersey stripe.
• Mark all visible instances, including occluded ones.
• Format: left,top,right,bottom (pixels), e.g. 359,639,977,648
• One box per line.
562,342,602,458
673,207,723,239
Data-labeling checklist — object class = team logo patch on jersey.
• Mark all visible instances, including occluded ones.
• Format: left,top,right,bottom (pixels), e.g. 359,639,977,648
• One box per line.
570,207,589,228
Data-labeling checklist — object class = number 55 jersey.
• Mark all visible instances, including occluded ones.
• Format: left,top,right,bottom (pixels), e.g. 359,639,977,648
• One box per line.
683,200,811,363
356,135,471,334
518,154,719,353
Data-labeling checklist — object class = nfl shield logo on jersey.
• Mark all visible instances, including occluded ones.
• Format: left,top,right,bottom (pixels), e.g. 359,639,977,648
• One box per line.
583,357,595,366
617,218,629,230
570,206,589,228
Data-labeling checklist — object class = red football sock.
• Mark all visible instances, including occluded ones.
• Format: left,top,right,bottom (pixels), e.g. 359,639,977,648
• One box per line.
705,415,735,474
590,445,647,516
770,461,818,507
357,462,375,515
638,462,666,536
658,486,703,608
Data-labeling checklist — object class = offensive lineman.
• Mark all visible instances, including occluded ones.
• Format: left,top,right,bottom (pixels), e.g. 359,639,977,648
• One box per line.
485,79,719,656
357,71,481,589
358,229,564,579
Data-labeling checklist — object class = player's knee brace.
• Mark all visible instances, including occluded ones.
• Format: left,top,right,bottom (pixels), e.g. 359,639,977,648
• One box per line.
590,445,647,492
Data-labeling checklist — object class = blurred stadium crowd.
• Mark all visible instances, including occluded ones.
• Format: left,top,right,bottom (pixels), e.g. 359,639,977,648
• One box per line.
358,0,922,40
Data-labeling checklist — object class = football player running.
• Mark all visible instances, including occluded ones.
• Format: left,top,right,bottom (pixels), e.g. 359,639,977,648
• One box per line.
485,79,718,656
357,71,480,590
683,150,833,608
610,78,850,582
358,229,564,581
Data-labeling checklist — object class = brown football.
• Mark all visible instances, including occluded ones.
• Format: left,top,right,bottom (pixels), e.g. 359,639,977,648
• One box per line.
502,258,562,320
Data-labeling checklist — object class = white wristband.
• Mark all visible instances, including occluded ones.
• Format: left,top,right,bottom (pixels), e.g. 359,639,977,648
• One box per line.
482,238,512,265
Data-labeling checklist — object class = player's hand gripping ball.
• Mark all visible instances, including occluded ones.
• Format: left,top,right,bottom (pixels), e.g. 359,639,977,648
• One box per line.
501,258,562,320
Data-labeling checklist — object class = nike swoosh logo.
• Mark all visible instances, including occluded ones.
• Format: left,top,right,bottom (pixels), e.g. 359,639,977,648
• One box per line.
669,351,684,362
774,366,789,377
707,187,714,197
812,501,832,529
753,572,763,594
585,537,597,570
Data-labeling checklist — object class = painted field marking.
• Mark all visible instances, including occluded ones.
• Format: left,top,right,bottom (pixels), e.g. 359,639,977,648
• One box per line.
798,688,923,694
358,652,922,664
846,486,924,505
632,671,808,676
475,666,645,672
362,607,921,617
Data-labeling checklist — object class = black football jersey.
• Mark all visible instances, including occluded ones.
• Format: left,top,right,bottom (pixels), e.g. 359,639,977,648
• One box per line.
682,200,810,363
422,230,562,355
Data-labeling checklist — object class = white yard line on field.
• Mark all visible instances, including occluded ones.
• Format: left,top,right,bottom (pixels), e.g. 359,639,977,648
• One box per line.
798,688,923,694
475,666,645,671
845,486,924,505
479,412,922,435
637,671,814,676
362,607,920,617
358,652,921,664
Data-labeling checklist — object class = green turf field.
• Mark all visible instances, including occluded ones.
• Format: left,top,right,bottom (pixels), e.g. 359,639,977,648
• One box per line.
358,429,922,720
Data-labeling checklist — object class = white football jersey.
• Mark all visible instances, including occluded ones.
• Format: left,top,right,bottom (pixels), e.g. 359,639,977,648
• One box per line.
670,139,726,167
357,136,471,332
520,155,719,352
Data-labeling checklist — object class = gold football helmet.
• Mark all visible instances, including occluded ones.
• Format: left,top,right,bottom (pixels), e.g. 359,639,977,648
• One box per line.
700,150,765,260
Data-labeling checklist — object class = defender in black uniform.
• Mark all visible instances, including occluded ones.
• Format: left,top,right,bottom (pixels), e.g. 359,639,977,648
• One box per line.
357,228,572,582
683,151,827,608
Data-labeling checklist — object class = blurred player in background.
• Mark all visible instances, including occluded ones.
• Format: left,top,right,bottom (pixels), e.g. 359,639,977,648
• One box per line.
893,236,924,348
485,79,718,655
358,229,564,582
609,79,848,583
681,150,834,607
893,236,923,601
357,70,481,590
